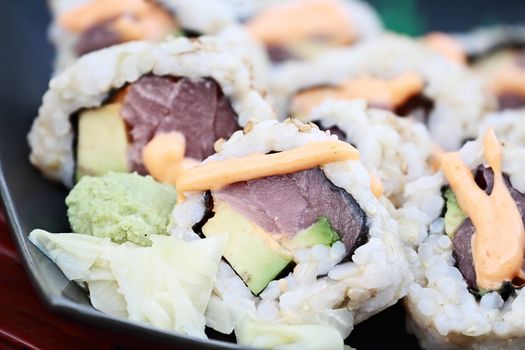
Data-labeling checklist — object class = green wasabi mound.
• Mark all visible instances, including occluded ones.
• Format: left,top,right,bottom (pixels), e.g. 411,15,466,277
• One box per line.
66,172,177,246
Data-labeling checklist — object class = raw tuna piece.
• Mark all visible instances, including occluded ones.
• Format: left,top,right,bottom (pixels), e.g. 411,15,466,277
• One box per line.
213,167,368,257
452,219,477,290
267,45,296,63
76,20,124,56
121,75,240,173
497,94,525,110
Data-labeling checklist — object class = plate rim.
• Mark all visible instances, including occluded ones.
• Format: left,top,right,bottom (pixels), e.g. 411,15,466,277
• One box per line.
0,158,252,350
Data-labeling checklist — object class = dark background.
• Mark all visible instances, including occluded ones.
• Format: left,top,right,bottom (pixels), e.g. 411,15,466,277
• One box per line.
368,0,525,35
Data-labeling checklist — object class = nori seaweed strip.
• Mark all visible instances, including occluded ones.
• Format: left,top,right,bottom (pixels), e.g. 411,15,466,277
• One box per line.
394,93,435,124
192,191,215,237
317,170,369,262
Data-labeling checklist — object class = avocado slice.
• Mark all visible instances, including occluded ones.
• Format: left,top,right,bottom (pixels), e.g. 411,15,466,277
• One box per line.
202,201,294,295
284,217,340,250
444,188,467,237
76,103,129,182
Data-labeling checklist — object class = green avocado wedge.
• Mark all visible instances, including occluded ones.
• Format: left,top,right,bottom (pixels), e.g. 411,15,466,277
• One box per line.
76,103,129,182
202,201,294,296
444,188,467,238
284,217,340,250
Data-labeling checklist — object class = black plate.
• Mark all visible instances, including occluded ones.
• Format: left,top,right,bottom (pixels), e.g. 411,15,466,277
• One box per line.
2,1,522,349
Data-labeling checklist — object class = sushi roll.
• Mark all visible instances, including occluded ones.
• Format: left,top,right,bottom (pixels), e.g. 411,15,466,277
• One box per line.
303,99,443,247
479,109,525,147
449,26,525,148
301,98,437,207
405,129,525,349
48,0,235,71
421,32,467,65
270,33,494,150
28,36,275,187
170,119,412,348
455,26,525,111
241,0,382,63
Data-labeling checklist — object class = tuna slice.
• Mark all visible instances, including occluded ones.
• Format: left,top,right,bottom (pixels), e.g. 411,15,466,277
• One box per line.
452,166,525,291
76,20,125,56
497,93,525,111
266,45,296,63
496,54,525,110
121,75,241,174
213,167,368,257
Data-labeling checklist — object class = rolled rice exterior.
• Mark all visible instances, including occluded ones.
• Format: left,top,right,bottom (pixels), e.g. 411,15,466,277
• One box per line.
304,99,444,247
405,137,525,350
170,119,413,339
270,34,494,150
28,37,276,186
453,25,525,61
48,0,236,71
479,109,525,147
305,99,435,206
455,26,525,115
230,0,382,38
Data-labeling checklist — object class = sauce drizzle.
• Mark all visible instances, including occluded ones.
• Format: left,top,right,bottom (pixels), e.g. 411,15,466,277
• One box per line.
441,129,525,290
290,72,424,118
176,140,359,199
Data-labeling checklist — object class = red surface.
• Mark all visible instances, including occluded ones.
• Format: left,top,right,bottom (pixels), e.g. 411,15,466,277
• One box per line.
0,210,175,350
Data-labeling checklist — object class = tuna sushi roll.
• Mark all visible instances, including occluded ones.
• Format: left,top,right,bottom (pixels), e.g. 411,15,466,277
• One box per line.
451,26,525,148
241,0,382,63
28,36,275,187
170,119,412,348
405,129,525,349
270,34,493,150
421,32,467,65
48,0,235,70
299,99,437,206
302,99,443,246
455,26,525,112
479,109,525,147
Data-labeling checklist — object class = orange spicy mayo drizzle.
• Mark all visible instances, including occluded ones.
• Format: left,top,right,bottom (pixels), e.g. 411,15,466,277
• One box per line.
430,143,445,172
290,72,424,118
59,0,175,41
175,140,359,199
490,64,525,98
441,129,525,290
369,174,384,199
142,132,199,185
422,32,466,65
246,0,355,46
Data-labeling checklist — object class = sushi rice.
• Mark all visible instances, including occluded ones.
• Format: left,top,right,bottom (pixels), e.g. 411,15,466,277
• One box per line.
28,36,275,187
479,109,525,147
170,119,413,347
48,0,236,71
295,98,444,247
21,4,525,349
302,98,436,207
405,136,525,350
270,33,494,150
235,0,382,38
